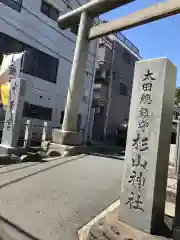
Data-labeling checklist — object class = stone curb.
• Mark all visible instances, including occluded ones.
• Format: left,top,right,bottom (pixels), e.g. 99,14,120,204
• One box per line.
78,200,120,240
78,199,174,240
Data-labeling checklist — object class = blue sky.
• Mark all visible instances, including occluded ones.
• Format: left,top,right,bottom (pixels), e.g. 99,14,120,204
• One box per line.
101,0,180,86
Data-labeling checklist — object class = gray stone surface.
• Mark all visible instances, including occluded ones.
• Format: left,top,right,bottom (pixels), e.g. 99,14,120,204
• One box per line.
87,207,171,240
62,12,91,133
0,154,123,240
119,58,176,234
46,142,86,156
57,0,133,29
52,129,83,146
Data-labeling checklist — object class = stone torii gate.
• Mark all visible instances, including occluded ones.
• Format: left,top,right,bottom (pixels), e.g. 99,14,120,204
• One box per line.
54,0,180,146
55,0,180,239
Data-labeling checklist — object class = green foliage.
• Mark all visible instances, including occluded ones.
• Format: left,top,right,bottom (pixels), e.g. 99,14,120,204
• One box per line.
175,88,180,106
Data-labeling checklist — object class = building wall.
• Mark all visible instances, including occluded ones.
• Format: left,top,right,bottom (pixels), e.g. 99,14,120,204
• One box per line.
106,39,140,137
0,0,97,138
92,41,111,141
92,34,141,141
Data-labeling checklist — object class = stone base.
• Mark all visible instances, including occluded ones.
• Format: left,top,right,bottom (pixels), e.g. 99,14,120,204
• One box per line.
0,144,27,156
52,129,83,146
81,206,172,240
87,219,171,240
42,142,87,157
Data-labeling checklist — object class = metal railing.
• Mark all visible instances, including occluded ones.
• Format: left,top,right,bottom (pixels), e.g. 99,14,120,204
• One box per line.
116,32,140,55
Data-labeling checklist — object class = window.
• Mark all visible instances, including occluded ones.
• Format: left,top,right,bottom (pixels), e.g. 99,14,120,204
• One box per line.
0,0,22,12
120,82,128,96
0,34,25,54
0,33,59,83
22,49,58,83
70,24,79,35
41,0,60,21
122,50,131,65
23,102,52,121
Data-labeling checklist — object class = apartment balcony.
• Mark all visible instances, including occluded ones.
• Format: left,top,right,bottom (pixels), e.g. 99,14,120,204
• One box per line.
92,83,108,107
95,66,110,85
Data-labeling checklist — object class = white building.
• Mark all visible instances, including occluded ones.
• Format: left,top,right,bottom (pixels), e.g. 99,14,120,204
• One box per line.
0,0,97,142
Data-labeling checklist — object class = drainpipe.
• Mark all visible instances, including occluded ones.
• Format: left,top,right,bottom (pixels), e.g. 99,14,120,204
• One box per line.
84,40,98,144
103,35,116,141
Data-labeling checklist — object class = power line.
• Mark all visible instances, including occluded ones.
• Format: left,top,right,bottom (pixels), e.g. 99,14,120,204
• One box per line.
72,0,140,56
3,1,114,59
8,4,102,61
21,4,101,57
0,1,138,66
3,0,139,56
22,4,74,44
0,14,95,76
2,12,70,50
0,6,102,63
0,10,137,71
21,0,115,56
0,15,73,64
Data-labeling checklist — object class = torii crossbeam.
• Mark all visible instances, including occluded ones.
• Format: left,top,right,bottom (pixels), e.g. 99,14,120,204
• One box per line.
57,0,134,29
89,0,180,39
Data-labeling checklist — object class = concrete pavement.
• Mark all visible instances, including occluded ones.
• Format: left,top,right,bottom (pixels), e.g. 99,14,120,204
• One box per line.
0,154,124,240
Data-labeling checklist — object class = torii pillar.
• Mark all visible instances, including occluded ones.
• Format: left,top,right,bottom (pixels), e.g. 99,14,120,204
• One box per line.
52,0,133,145
52,11,92,145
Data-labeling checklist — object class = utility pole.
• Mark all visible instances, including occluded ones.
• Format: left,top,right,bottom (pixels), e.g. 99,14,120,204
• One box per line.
103,35,116,141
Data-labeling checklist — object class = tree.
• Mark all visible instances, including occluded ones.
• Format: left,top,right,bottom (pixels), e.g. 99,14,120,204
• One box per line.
175,88,180,106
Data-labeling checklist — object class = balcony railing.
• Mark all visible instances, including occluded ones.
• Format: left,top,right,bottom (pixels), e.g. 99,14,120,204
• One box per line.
116,32,139,55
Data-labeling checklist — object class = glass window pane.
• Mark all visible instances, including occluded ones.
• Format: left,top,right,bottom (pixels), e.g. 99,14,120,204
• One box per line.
71,24,79,35
41,1,50,16
41,0,59,21
0,0,22,12
120,83,128,96
50,7,59,21
22,50,37,76
23,102,52,121
0,33,59,84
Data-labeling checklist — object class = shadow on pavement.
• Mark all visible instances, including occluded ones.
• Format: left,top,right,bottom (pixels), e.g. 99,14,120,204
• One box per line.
0,157,61,175
0,215,41,240
0,154,46,166
88,152,124,161
86,142,125,161
0,155,85,190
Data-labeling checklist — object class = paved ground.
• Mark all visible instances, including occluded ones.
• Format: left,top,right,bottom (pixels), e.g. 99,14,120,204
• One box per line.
0,154,124,240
